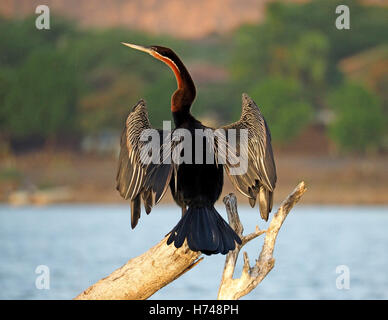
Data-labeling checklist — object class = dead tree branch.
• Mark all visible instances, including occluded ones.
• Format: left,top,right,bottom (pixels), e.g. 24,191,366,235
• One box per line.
75,237,202,300
218,181,307,300
75,181,306,300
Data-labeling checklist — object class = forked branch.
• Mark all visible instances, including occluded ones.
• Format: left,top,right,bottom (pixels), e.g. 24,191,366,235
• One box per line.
75,182,306,300
218,181,307,300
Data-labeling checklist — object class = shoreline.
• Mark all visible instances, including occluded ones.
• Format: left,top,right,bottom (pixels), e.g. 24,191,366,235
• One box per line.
1,151,388,206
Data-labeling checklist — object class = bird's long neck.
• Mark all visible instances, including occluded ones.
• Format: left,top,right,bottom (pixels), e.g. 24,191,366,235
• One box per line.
151,51,196,126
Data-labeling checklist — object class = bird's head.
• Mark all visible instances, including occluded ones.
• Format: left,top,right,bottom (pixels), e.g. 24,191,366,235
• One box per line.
121,43,172,59
122,42,196,113
122,43,181,81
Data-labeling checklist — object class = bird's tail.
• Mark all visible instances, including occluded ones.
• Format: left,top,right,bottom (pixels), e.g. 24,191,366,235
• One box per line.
167,206,242,255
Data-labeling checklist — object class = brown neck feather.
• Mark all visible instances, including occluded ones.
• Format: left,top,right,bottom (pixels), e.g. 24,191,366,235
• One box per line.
151,51,196,114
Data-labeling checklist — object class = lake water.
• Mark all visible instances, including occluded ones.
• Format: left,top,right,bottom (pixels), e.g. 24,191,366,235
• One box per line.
0,204,387,300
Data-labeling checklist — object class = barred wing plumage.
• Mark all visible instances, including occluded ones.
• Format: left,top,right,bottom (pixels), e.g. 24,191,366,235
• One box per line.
220,93,277,221
116,99,173,228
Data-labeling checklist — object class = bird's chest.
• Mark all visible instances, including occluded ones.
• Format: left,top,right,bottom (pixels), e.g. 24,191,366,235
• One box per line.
170,162,224,207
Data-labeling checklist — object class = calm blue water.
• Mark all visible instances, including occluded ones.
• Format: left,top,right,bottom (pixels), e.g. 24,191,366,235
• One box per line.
0,204,387,300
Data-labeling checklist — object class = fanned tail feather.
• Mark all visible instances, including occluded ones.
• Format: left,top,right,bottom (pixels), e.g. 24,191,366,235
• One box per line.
167,206,242,255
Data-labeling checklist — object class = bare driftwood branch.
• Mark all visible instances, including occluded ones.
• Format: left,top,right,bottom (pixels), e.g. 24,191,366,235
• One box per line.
218,181,307,300
75,237,202,300
75,181,306,300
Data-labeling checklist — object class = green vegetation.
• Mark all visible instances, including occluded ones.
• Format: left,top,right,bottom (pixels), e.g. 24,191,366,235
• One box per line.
0,0,387,153
328,83,385,152
0,167,23,182
250,77,313,142
2,49,78,139
230,0,388,150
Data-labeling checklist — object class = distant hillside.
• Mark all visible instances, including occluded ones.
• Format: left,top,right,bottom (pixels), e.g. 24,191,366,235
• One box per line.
0,0,302,39
2,0,386,38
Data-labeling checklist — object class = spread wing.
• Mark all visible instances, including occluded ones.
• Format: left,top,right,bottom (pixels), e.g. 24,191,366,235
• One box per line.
116,99,173,228
220,93,277,221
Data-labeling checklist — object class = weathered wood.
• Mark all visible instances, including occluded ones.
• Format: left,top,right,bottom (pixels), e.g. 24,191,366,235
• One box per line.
217,181,307,300
75,237,202,300
75,181,306,300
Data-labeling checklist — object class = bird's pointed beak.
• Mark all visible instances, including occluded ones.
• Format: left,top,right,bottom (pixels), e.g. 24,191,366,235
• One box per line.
121,42,153,55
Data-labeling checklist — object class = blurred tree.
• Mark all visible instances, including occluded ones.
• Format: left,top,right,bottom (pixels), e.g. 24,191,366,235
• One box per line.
193,83,241,125
0,71,10,131
0,16,77,68
79,70,144,133
230,0,387,152
143,73,175,126
264,0,388,82
328,82,385,153
249,77,313,143
1,49,78,142
289,32,329,110
231,0,387,103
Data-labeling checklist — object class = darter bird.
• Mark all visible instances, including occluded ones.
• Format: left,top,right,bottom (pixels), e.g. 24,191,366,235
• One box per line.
116,44,277,255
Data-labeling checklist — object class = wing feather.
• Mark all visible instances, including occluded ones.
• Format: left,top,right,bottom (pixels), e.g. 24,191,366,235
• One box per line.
116,99,173,228
219,93,277,220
